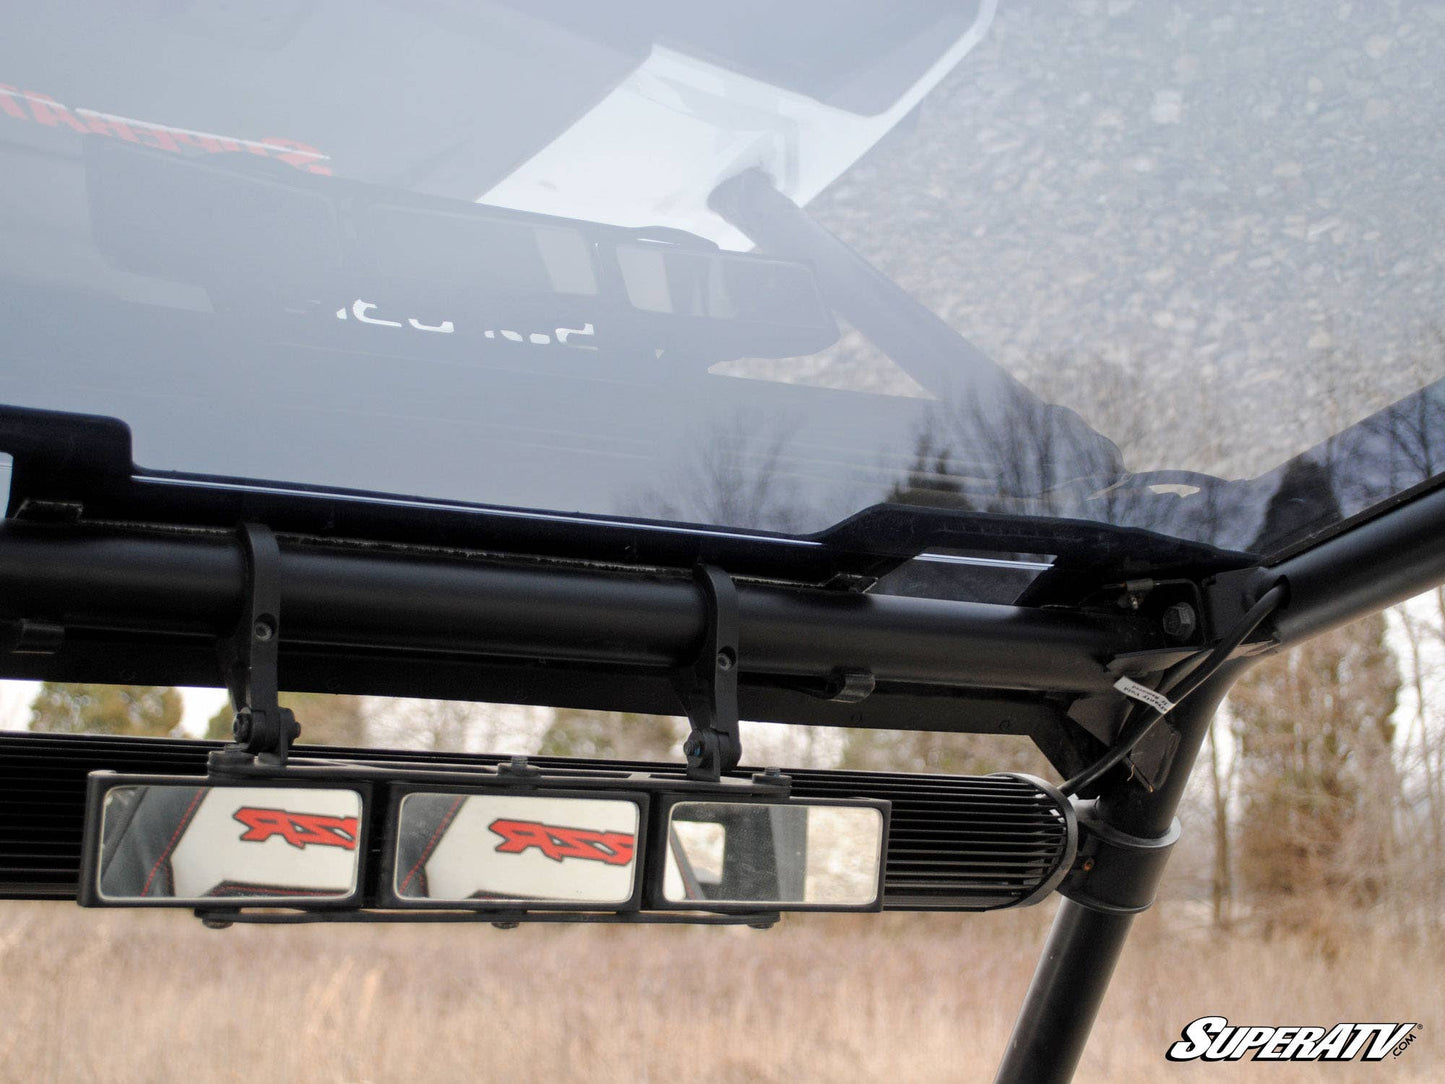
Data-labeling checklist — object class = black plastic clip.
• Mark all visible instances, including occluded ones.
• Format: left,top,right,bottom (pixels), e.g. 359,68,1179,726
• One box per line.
675,565,742,782
821,667,875,704
497,755,542,780
216,524,299,765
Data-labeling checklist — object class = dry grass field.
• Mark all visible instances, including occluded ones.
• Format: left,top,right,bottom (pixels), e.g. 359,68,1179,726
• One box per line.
0,900,1437,1083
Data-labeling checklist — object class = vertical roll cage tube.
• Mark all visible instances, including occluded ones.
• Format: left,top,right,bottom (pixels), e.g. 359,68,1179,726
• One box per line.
995,483,1445,1081
993,662,1247,1083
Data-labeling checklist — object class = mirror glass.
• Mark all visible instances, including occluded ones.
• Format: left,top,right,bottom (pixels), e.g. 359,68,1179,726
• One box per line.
95,785,362,902
662,802,884,907
393,793,640,905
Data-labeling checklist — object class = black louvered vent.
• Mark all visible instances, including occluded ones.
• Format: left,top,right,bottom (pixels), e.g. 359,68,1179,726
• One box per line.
785,767,1074,910
0,732,1074,910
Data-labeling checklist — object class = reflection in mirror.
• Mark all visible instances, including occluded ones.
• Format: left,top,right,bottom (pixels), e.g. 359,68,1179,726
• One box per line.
96,785,361,902
393,793,640,905
662,802,884,907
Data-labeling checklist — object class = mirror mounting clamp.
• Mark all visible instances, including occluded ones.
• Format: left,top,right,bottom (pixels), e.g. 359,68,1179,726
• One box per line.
213,523,300,768
675,565,742,782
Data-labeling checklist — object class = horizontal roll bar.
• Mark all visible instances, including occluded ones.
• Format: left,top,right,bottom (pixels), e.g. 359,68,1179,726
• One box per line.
0,524,1158,695
1268,483,1445,645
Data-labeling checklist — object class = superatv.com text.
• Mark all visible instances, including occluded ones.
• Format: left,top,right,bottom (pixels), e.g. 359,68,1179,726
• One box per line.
1166,1017,1418,1062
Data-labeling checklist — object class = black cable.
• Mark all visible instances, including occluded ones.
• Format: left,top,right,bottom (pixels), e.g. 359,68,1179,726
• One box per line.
1059,583,1286,796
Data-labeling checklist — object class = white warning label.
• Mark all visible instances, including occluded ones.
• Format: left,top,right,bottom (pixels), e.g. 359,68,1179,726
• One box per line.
1114,676,1176,715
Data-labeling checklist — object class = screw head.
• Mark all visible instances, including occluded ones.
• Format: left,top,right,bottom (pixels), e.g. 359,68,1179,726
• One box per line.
253,618,275,642
716,648,736,671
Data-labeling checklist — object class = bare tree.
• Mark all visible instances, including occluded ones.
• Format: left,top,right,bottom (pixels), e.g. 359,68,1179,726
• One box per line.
537,709,684,762
1391,593,1445,935
1204,715,1237,929
365,698,548,755
1228,612,1401,952
838,728,1050,777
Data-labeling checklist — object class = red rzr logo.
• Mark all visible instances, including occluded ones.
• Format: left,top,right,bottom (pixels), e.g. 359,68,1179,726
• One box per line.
1,83,331,174
489,818,635,866
234,807,359,850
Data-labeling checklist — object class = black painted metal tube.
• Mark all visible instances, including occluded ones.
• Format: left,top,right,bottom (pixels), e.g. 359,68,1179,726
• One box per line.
995,664,1252,1081
1098,662,1251,840
1268,483,1445,646
0,524,1153,693
993,901,1135,1084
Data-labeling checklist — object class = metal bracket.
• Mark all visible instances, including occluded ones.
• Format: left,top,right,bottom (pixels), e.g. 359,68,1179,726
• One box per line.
674,565,742,782
215,524,299,765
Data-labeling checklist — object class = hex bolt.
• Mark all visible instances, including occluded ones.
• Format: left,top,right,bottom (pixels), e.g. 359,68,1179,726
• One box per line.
716,648,736,671
1161,602,1197,640
253,617,276,642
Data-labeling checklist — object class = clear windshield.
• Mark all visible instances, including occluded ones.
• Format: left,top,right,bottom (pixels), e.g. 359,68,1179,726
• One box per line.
3,0,1442,567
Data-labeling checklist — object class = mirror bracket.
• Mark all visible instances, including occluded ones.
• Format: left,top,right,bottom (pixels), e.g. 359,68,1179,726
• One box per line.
675,565,741,782
748,766,793,795
495,754,543,780
215,523,299,766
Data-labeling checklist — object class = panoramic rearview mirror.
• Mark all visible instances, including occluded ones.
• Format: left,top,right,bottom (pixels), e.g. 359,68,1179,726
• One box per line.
658,800,886,910
80,782,364,906
387,791,643,908
77,771,891,921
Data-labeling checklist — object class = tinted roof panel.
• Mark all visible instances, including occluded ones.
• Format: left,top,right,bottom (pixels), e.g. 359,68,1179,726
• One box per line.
2,1,1442,579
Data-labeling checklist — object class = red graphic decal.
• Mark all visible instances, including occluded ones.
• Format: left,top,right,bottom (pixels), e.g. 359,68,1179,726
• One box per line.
234,807,359,850
0,84,24,121
0,83,332,174
489,819,635,866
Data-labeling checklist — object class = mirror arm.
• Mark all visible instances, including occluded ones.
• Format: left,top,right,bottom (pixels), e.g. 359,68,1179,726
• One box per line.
213,523,299,767
674,565,742,782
